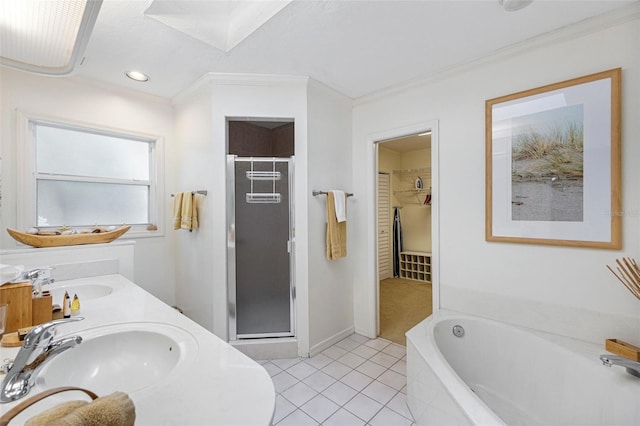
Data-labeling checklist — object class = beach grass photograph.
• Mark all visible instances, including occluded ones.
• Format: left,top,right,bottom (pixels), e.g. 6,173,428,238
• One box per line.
511,105,584,222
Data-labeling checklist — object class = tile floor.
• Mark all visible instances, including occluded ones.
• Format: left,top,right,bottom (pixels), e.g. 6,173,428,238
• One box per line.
258,334,415,425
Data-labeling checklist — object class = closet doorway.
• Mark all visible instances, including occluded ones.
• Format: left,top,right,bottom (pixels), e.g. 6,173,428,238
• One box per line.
376,133,432,345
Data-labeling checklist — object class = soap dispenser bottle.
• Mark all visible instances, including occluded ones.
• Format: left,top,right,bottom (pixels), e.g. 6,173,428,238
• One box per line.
63,291,71,318
71,294,80,316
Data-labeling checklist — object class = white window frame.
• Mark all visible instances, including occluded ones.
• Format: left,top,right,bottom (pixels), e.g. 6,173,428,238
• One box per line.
16,111,165,239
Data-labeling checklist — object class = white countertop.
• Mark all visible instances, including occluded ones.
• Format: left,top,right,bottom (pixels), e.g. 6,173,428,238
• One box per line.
0,274,276,425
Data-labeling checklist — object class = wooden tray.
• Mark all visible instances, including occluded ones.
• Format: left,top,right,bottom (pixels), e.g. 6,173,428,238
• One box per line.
6,226,130,248
605,339,640,361
1,325,36,347
1,332,22,347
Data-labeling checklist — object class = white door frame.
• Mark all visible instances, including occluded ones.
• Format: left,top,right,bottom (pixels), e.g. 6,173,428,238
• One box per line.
371,120,440,336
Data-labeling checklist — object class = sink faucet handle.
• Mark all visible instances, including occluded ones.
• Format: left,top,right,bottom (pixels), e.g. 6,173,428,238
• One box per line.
23,266,55,281
23,270,41,281
23,317,85,349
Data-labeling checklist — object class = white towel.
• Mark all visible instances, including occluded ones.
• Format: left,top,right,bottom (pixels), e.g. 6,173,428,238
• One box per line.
330,190,346,222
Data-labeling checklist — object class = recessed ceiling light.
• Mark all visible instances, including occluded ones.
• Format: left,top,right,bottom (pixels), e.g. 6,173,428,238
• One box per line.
125,70,150,82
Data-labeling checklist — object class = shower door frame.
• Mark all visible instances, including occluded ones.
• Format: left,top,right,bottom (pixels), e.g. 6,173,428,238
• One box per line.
226,155,296,341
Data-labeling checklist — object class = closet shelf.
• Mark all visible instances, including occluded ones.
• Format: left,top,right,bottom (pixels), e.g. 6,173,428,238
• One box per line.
392,167,431,207
393,168,431,187
394,189,430,194
393,167,430,176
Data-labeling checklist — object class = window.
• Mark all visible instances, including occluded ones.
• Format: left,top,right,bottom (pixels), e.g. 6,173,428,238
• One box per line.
18,113,164,237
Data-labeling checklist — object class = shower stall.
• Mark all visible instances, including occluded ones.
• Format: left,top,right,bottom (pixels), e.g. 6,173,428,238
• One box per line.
226,156,295,340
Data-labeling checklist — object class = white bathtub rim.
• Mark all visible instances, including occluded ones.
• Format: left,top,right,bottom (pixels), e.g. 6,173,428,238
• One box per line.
434,308,619,368
407,311,506,426
408,309,639,426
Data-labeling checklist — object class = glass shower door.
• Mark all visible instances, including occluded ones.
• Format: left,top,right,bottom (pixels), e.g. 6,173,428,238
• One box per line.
227,156,294,339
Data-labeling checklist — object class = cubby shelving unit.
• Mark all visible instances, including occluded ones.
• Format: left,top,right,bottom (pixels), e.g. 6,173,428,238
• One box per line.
399,251,431,283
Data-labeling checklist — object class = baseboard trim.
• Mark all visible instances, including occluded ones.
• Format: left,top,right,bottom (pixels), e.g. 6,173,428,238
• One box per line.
309,326,354,357
230,337,298,360
354,327,377,339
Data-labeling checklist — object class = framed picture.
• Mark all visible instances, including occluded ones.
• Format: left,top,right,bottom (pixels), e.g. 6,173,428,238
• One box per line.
485,68,621,249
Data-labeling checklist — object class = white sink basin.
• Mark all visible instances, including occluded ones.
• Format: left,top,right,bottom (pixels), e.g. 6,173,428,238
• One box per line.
48,281,122,303
37,322,198,396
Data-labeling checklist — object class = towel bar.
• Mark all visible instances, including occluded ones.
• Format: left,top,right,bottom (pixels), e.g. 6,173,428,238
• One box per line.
312,190,354,197
171,190,208,197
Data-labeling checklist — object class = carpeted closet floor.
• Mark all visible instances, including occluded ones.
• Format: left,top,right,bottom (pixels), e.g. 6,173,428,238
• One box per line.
379,278,432,345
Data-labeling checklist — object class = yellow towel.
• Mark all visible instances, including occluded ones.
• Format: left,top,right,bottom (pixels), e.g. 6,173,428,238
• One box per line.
326,192,347,260
173,191,199,231
180,192,199,231
172,192,183,230
192,194,199,230
180,192,193,230
26,391,135,426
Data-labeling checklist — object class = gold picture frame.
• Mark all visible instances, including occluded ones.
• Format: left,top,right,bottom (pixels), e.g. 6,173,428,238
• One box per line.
486,68,621,249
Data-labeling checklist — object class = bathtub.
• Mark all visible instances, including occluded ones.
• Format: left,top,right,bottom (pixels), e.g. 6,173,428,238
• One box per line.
406,311,640,425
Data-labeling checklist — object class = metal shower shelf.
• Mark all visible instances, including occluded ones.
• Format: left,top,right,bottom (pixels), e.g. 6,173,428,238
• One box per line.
246,170,281,181
246,193,282,204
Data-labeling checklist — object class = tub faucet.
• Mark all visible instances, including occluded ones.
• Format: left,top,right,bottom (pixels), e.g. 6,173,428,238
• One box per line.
600,354,640,378
0,317,84,403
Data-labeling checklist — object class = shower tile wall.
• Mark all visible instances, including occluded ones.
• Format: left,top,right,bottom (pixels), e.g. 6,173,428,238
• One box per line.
228,121,294,157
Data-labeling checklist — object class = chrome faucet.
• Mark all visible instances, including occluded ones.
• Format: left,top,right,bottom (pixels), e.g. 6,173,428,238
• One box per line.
600,354,640,378
22,266,55,289
0,317,84,403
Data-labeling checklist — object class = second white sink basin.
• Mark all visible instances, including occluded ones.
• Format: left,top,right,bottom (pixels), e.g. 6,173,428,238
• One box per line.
49,283,114,303
37,322,198,396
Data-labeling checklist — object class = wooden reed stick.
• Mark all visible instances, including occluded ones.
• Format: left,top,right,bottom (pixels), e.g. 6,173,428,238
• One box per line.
612,267,640,299
607,265,634,293
631,258,640,275
621,277,640,299
623,257,640,283
616,259,637,287
607,258,640,301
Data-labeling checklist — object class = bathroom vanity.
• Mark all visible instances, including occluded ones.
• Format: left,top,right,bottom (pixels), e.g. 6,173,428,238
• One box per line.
0,274,276,425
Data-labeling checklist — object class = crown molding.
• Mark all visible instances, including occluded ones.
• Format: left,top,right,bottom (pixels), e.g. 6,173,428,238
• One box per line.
354,2,640,107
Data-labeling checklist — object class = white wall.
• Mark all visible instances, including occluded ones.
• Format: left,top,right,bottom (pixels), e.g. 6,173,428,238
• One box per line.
307,79,354,354
0,68,177,304
173,75,355,355
173,82,215,330
352,15,640,343
173,74,312,354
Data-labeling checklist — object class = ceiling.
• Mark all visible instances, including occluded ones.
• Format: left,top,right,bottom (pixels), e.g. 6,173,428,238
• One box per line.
381,134,430,153
71,0,637,100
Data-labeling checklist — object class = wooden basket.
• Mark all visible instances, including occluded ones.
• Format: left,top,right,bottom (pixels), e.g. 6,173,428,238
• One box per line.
0,387,98,426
